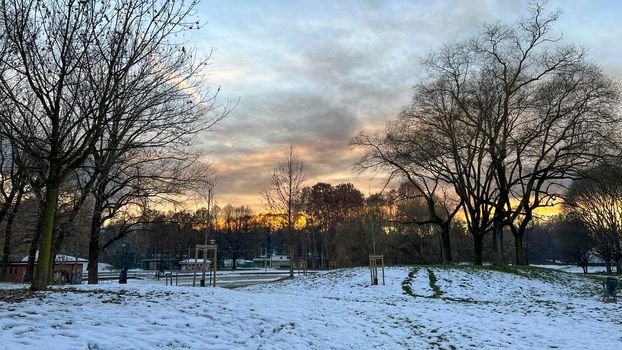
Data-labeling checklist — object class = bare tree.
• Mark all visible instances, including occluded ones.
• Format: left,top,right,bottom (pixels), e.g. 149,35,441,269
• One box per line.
356,52,500,265
361,2,620,266
263,145,305,277
565,164,622,273
465,3,621,265
0,0,113,289
0,0,230,289
353,128,461,264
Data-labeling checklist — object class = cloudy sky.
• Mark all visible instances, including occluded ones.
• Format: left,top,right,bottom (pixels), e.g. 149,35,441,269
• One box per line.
188,0,622,210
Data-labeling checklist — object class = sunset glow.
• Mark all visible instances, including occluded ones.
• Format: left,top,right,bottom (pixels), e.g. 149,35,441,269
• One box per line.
194,1,622,211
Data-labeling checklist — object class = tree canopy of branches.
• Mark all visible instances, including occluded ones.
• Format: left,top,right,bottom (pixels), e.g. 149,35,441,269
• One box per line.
353,127,462,264
0,0,229,289
566,164,622,273
355,2,620,266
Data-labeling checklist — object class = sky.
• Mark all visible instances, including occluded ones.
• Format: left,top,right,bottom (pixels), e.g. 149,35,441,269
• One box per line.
188,0,622,211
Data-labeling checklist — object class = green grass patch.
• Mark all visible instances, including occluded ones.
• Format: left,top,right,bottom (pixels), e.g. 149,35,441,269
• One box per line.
401,267,418,297
427,269,444,298
401,266,490,304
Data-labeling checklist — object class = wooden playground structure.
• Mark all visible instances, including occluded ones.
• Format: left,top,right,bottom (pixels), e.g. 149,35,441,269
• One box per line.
192,242,218,287
369,255,385,286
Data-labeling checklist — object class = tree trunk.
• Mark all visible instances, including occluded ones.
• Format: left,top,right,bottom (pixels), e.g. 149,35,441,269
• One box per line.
52,227,64,269
615,238,622,274
87,200,104,284
493,223,505,267
473,234,483,265
289,247,294,277
512,209,532,266
440,222,452,264
48,227,63,284
311,228,317,269
0,198,16,280
287,223,294,277
87,191,106,284
605,253,613,274
24,218,42,283
0,190,23,280
31,184,60,290
514,233,526,266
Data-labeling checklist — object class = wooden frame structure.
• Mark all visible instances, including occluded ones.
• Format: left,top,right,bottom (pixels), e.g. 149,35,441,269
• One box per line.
192,243,217,287
369,255,385,286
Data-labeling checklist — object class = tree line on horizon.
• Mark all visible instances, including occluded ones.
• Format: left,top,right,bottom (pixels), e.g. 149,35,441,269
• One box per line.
1,176,599,275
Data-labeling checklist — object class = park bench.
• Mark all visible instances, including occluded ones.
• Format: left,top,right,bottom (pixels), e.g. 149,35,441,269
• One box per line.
602,277,618,302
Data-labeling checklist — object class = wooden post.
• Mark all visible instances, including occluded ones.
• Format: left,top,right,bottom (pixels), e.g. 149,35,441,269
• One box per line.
201,246,209,286
212,247,217,287
369,256,372,284
381,255,385,286
369,255,384,286
192,246,199,287
193,243,218,287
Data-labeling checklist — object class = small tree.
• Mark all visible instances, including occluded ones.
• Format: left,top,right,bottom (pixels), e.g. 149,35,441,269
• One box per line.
263,146,305,277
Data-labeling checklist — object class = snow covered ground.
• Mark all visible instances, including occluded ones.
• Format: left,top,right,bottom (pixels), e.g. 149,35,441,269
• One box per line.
532,264,608,274
0,266,619,349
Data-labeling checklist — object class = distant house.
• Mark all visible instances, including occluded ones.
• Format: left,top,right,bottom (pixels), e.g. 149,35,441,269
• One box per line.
179,259,211,272
1,253,86,283
253,254,290,269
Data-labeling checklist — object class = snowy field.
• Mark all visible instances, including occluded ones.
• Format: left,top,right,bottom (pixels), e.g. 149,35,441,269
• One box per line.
0,266,619,349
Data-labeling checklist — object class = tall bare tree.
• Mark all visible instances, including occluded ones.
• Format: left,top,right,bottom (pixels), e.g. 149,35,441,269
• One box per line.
357,2,620,266
0,0,113,289
0,0,229,289
463,3,621,265
264,145,305,277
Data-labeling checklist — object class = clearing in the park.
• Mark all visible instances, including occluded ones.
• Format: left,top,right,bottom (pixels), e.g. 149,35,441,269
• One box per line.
0,266,618,349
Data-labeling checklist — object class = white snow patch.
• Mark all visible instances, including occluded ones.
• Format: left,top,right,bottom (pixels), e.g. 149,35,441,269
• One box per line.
0,266,619,349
